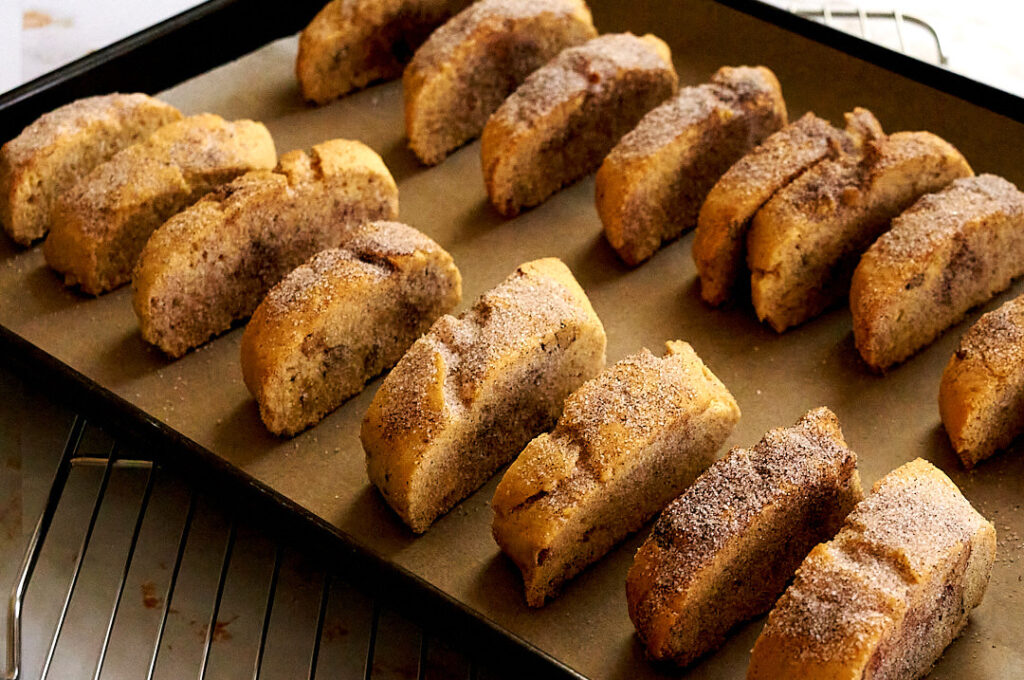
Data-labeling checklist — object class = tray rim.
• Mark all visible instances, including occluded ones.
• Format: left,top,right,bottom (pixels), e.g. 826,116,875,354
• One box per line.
2,0,1023,676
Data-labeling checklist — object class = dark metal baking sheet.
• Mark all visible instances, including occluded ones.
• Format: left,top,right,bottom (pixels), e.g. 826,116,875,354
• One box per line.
2,1,1023,677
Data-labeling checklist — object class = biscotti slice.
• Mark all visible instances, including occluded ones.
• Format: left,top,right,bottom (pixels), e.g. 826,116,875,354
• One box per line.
241,221,461,436
43,114,276,295
481,33,677,217
296,0,472,105
627,407,863,667
693,108,884,306
404,0,596,165
362,258,607,533
1,93,182,246
492,341,740,607
748,130,972,332
940,294,1024,468
597,65,786,266
748,458,996,680
852,175,1024,371
133,139,399,358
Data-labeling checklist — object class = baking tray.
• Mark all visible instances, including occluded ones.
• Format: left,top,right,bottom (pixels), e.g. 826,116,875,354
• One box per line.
2,1,1024,678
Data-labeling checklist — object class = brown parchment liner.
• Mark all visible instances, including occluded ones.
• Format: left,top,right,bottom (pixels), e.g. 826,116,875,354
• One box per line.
2,1,1022,677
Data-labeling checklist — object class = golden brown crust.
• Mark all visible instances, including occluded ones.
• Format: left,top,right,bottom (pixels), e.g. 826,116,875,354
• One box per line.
747,458,996,680
939,294,1024,467
492,340,740,606
0,93,182,246
241,221,461,436
403,0,596,165
361,257,607,533
748,130,973,333
597,65,787,266
627,407,862,666
43,114,276,295
693,110,878,306
296,0,472,105
133,139,399,358
852,174,1024,371
481,33,677,217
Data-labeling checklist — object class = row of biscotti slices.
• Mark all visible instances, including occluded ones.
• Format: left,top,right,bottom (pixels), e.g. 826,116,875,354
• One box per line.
692,102,1024,367
627,408,995,678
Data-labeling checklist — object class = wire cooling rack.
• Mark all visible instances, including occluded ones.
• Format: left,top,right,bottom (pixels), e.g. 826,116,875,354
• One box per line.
0,6,950,680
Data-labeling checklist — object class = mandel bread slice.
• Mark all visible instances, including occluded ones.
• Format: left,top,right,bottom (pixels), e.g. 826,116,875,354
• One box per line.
361,257,607,533
403,0,597,165
43,113,276,295
481,32,678,217
492,340,740,607
747,458,996,680
852,174,1024,371
296,0,472,105
0,93,182,245
940,293,1024,468
241,220,461,436
747,130,972,332
596,65,787,266
132,138,399,358
626,407,863,667
693,108,884,306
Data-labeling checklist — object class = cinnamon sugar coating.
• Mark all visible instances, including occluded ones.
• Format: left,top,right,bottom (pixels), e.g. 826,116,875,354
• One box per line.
133,138,399,358
481,32,677,217
852,174,1024,370
362,257,606,533
241,220,460,436
748,458,995,680
627,407,862,666
403,0,596,165
43,114,276,295
1,93,182,245
492,340,739,606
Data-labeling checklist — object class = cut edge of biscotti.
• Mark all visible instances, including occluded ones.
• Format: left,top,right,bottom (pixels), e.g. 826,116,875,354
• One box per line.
596,64,788,267
132,137,400,358
491,339,740,607
1,93,182,247
939,293,1024,468
851,173,1024,372
43,113,277,296
747,457,996,680
296,0,473,105
361,257,607,534
481,32,678,218
747,129,973,333
693,107,884,306
403,0,597,165
241,220,461,436
626,406,862,667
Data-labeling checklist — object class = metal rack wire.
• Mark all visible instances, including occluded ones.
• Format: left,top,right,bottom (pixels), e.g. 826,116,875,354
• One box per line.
791,6,948,64
3,415,501,680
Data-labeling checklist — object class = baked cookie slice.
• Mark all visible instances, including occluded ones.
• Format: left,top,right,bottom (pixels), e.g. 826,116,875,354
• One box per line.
627,407,862,667
852,174,1024,371
241,221,461,436
492,341,740,607
133,139,399,358
404,0,597,165
597,65,786,266
748,458,996,680
940,293,1024,468
693,108,884,306
44,114,276,295
1,93,182,245
296,0,472,105
362,258,607,533
748,130,972,332
481,33,677,217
